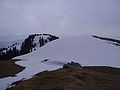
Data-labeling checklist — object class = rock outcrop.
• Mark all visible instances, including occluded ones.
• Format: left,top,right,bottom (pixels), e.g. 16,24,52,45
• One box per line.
63,61,82,68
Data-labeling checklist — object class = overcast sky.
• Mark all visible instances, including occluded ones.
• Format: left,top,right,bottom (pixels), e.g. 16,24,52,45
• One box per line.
0,0,120,37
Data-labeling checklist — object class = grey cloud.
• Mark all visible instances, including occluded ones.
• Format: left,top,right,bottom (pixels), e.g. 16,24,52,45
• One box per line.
0,0,120,37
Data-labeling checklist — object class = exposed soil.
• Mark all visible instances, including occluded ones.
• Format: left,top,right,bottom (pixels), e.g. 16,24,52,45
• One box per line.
0,59,25,78
7,66,120,90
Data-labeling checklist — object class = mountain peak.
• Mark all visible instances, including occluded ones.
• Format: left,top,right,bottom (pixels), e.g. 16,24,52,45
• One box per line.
0,34,59,60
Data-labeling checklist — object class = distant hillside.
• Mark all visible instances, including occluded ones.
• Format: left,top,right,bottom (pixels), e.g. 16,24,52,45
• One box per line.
0,34,59,60
0,39,24,49
93,35,120,46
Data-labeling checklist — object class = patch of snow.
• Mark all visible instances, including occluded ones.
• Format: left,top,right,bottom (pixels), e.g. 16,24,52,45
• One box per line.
33,36,40,47
15,43,21,51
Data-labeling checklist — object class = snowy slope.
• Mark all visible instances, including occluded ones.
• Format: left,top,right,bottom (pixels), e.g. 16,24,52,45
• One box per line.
15,36,120,67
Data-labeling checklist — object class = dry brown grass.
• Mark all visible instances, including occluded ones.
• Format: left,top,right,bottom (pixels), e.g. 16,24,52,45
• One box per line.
0,60,25,78
7,66,120,90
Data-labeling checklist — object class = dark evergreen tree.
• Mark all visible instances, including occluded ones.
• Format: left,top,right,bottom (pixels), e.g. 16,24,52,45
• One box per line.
39,37,45,47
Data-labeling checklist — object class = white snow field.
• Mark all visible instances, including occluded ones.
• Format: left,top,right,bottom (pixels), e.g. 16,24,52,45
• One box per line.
15,35,120,67
0,36,120,90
